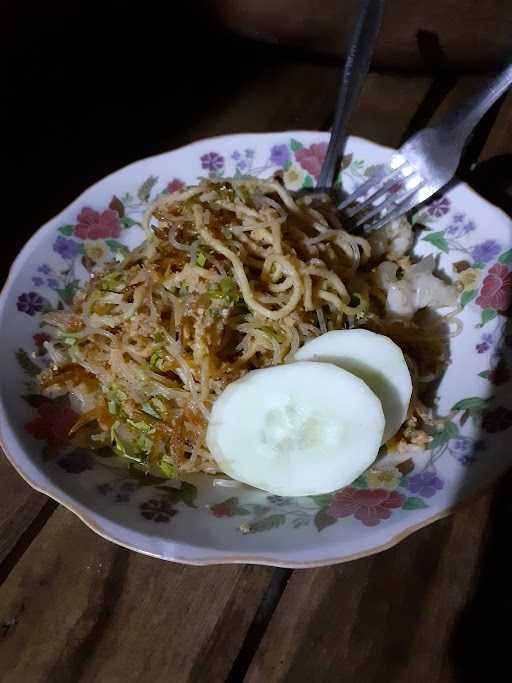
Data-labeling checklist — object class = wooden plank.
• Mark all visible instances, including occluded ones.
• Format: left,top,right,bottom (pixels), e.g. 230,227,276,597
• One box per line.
350,73,432,148
212,1,512,70
244,495,492,683
0,507,273,682
177,60,341,140
0,454,49,566
176,70,433,149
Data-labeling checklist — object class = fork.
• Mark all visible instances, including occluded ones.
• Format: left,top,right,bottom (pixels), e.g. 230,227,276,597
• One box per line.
337,63,512,233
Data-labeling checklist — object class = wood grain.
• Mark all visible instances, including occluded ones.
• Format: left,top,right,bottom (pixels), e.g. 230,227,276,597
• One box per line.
212,0,512,70
349,73,432,148
0,507,273,683
0,453,49,566
175,60,341,142
244,495,492,683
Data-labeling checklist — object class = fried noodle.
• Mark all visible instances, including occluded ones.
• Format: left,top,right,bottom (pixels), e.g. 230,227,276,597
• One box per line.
39,177,456,477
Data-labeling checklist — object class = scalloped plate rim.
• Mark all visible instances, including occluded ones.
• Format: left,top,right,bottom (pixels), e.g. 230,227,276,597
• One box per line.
0,130,511,567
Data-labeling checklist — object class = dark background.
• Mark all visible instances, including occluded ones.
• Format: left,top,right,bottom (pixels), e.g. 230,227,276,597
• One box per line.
7,3,219,276
7,1,512,279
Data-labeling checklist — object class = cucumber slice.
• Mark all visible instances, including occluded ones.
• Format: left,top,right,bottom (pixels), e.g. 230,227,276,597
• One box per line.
293,329,412,443
206,361,384,496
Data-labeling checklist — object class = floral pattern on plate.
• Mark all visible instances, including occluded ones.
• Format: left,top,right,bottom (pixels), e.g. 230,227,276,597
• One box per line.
2,132,511,561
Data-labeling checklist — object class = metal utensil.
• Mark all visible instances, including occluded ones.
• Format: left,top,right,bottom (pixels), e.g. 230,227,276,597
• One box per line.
339,63,512,232
316,0,384,191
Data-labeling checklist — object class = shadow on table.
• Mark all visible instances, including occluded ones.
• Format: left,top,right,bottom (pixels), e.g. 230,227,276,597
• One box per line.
448,156,512,682
449,469,512,682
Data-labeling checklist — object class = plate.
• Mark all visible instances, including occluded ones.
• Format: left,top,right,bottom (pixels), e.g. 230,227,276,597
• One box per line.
1,132,512,567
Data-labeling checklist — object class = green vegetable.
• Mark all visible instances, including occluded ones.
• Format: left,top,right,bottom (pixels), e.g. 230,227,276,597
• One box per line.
164,280,188,297
221,277,238,300
110,421,127,456
159,457,177,478
126,419,155,434
58,335,77,346
153,332,164,343
208,287,223,300
150,351,169,372
111,420,154,462
111,385,128,401
208,277,239,303
136,432,153,456
237,186,252,205
195,247,211,267
107,384,127,416
142,402,161,419
107,399,118,415
68,345,81,363
151,397,166,413
150,351,162,370
115,387,128,401
99,271,124,292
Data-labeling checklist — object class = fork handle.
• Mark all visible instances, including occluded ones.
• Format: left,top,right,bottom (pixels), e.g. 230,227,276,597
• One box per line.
435,62,512,147
317,0,384,189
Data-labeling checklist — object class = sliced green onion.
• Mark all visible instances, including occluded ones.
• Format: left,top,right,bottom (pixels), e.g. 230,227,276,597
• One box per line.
142,402,161,419
126,419,154,434
107,399,118,415
59,335,77,346
195,249,207,267
159,457,177,478
136,432,153,456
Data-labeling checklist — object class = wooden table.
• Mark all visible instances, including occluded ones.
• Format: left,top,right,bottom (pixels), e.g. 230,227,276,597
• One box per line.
2,33,512,682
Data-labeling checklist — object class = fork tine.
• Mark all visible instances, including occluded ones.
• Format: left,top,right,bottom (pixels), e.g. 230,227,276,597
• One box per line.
338,155,406,209
353,175,423,226
337,164,390,209
363,184,429,232
345,165,415,218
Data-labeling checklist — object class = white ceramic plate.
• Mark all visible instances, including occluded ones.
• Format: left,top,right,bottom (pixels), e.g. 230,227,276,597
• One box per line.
1,132,512,567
